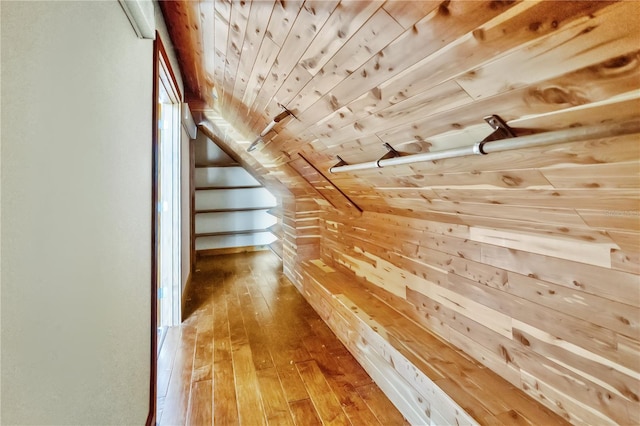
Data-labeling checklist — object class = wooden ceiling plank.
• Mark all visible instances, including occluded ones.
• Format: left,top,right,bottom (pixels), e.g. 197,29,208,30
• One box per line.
198,0,216,98
281,3,631,161
298,1,384,78
231,1,275,107
374,54,640,152
540,161,640,189
243,0,305,130
456,1,640,100
249,1,339,120
286,7,404,125
314,80,474,152
269,64,314,116
381,1,441,30
242,37,280,111
221,0,252,111
509,92,640,131
213,0,231,99
310,2,622,149
371,0,616,113
377,63,639,156
289,1,519,134
265,0,304,47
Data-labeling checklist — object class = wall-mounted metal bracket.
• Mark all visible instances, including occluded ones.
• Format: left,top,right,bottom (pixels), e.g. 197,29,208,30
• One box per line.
247,136,262,152
376,143,401,167
332,155,348,169
476,115,516,154
277,103,298,121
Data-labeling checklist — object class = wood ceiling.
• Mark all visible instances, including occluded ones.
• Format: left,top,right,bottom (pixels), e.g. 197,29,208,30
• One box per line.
161,1,639,213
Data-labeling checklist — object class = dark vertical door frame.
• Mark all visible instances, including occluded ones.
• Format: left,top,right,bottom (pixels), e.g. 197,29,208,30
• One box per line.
147,32,182,426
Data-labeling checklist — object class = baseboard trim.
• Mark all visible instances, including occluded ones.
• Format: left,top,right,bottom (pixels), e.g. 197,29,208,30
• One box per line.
180,270,192,323
196,244,270,257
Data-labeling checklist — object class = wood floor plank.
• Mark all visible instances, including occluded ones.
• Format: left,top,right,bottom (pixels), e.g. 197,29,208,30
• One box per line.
256,366,296,425
296,360,351,425
159,325,197,426
237,281,276,371
192,315,214,382
289,398,323,426
159,251,406,425
233,344,268,426
276,363,310,403
213,360,239,425
157,325,181,412
186,380,212,426
212,291,238,425
304,337,383,425
356,383,411,426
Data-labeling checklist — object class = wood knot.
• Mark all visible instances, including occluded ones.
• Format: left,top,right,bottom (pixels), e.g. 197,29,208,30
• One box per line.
501,174,523,187
603,55,633,69
499,345,513,363
438,1,451,16
329,95,339,111
489,0,515,10
618,316,631,325
529,21,542,32
514,331,530,347
581,25,597,35
595,53,639,77
472,29,485,41
530,86,587,106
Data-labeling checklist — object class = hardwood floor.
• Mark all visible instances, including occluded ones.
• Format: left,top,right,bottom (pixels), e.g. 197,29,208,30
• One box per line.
157,250,408,425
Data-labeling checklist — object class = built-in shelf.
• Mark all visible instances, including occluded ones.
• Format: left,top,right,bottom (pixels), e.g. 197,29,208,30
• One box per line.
195,163,241,168
267,223,283,238
195,206,277,214
195,185,263,190
268,239,283,260
195,229,274,238
267,206,282,217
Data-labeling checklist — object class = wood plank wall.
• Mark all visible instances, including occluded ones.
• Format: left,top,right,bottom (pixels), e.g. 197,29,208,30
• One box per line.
162,2,640,424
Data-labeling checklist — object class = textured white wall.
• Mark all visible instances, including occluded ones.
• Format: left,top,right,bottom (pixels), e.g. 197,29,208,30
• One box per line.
194,131,235,165
1,1,153,423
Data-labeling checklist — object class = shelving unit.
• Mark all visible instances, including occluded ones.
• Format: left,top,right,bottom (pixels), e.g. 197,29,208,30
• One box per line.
192,132,280,256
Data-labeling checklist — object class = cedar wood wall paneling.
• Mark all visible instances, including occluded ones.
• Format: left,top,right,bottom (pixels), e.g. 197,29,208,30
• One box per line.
161,1,640,424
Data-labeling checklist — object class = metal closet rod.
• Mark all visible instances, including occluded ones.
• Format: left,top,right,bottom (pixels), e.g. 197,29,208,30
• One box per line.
329,120,640,174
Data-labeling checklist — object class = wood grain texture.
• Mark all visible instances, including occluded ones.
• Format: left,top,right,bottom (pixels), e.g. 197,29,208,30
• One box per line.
161,2,640,424
157,251,406,425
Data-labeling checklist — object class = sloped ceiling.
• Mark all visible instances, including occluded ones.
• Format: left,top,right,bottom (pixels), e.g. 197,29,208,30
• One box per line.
161,0,640,223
